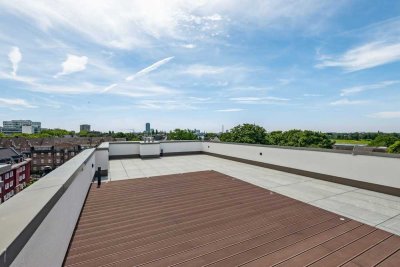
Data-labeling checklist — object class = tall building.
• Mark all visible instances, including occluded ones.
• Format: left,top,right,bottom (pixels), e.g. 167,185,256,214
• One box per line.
145,123,150,133
80,124,91,132
2,120,41,135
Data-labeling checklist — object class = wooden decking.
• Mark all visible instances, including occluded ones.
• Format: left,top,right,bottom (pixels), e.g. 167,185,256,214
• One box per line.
64,170,400,267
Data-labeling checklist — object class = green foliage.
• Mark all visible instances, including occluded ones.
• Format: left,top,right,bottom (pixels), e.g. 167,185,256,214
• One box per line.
388,141,400,153
0,132,5,138
334,139,370,145
204,132,218,140
220,124,334,149
220,124,267,144
265,130,334,148
368,134,399,147
168,129,198,140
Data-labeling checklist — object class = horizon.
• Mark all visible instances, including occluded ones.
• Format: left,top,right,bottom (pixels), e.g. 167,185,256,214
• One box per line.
1,1,400,132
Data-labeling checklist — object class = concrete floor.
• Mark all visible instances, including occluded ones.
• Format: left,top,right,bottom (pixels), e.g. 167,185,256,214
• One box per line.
109,154,400,236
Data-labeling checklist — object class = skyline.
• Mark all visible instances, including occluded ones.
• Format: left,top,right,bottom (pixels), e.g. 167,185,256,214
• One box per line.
1,1,400,132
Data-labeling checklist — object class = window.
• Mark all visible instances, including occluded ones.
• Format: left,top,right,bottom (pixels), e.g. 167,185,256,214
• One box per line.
41,159,44,164
33,167,37,171
48,152,52,156
56,152,60,156
71,152,75,156
10,180,13,187
48,159,52,163
5,173,9,179
10,172,13,177
33,153,37,157
56,159,60,164
22,166,25,171
5,183,9,190
33,160,37,164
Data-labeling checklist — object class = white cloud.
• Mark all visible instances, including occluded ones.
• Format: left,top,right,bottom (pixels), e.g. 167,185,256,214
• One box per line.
216,108,244,112
303,93,322,97
230,96,289,104
340,80,399,96
369,111,400,119
316,42,400,72
0,1,336,49
0,97,37,109
330,98,368,106
183,64,226,77
182,44,196,49
136,100,196,110
126,57,174,81
55,54,88,78
101,83,118,93
8,46,22,76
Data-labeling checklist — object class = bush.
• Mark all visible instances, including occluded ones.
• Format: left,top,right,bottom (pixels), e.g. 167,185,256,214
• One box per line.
388,141,400,153
368,134,398,147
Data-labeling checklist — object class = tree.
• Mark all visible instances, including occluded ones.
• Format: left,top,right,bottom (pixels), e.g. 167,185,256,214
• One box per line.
167,129,197,140
220,124,267,144
266,129,334,148
388,141,400,153
368,134,398,147
79,130,89,137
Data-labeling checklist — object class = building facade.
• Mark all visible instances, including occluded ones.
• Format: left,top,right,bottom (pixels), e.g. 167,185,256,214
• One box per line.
0,148,31,204
80,124,91,132
2,120,41,135
145,123,150,133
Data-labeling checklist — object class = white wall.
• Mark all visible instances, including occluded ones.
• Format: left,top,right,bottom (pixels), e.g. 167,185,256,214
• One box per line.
160,141,202,154
95,149,109,172
203,142,400,189
109,142,140,157
140,143,161,157
10,150,96,267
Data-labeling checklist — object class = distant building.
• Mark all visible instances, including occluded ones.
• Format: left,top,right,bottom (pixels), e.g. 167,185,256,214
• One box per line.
0,148,31,203
2,120,41,135
80,124,91,132
145,123,150,133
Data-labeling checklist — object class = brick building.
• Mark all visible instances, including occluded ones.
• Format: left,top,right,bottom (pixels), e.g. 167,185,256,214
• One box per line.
0,148,31,204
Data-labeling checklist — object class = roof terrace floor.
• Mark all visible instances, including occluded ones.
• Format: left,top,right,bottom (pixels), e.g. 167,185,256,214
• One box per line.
108,155,400,236
64,170,400,266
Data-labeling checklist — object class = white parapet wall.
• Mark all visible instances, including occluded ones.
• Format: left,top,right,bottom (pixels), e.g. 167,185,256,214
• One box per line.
160,141,203,154
0,149,96,267
140,142,161,158
203,142,400,190
109,141,140,158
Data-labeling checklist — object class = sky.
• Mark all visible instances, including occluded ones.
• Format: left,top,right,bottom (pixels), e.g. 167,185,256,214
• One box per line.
0,1,400,133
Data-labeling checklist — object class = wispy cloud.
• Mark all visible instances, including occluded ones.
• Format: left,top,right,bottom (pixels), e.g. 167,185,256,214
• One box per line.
340,80,399,96
136,99,196,110
316,42,400,72
369,111,400,119
126,57,174,81
0,97,37,109
330,98,369,106
55,54,88,78
230,96,289,104
182,44,196,49
216,108,244,112
303,93,323,97
182,64,226,77
8,46,22,76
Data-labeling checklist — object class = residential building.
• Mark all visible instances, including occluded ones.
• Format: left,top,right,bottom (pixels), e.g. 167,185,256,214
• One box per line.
2,120,41,135
0,148,31,204
80,124,91,132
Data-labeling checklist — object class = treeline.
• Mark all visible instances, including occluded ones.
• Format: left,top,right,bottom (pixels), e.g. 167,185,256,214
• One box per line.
327,132,400,141
220,124,335,149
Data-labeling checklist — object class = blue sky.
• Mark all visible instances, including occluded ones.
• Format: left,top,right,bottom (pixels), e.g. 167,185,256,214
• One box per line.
0,1,400,132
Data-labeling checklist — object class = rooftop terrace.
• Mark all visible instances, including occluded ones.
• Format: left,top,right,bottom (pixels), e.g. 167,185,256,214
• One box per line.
1,141,400,266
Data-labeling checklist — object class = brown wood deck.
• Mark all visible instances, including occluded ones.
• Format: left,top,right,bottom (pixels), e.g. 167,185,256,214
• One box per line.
64,170,400,267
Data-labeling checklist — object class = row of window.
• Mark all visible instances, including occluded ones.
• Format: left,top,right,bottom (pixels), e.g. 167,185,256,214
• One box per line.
2,171,14,180
32,152,76,157
2,190,14,201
